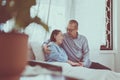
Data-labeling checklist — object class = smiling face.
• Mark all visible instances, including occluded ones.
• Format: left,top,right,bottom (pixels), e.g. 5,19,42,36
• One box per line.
55,31,64,45
50,30,64,45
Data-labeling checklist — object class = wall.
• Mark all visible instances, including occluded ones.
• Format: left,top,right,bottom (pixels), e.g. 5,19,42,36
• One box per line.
115,0,120,72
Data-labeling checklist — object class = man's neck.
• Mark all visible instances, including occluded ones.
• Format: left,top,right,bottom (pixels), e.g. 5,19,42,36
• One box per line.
72,32,78,39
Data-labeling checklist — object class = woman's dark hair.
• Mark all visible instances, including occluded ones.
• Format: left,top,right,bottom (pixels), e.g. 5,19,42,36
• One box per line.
50,29,61,42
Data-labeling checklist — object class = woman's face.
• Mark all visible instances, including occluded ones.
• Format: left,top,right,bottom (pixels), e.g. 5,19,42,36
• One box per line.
55,32,64,45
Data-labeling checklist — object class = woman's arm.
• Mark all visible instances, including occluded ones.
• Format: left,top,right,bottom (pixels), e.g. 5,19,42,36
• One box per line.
42,39,51,54
46,44,68,62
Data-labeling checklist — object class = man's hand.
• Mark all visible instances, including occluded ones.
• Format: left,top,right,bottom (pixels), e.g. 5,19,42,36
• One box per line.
78,62,84,66
43,45,51,54
68,60,83,66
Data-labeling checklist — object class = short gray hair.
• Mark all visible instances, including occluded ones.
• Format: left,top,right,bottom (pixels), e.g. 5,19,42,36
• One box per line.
69,20,78,29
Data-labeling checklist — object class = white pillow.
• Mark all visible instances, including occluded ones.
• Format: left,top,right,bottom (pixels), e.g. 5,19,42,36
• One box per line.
30,42,45,61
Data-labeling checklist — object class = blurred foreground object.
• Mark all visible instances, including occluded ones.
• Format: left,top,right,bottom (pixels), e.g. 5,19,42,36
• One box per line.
0,0,49,31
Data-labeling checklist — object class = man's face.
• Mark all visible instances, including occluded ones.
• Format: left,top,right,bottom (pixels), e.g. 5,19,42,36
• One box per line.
66,23,78,38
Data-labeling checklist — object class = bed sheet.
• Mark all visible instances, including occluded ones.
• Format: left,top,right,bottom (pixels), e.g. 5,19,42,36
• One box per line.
48,62,120,80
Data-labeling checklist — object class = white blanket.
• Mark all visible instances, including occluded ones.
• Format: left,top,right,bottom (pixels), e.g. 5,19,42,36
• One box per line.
48,62,120,80
21,62,120,80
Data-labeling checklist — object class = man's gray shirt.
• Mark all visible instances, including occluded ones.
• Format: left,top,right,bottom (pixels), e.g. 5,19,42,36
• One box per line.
62,33,91,67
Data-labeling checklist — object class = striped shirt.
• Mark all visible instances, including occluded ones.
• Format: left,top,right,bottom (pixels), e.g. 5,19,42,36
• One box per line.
62,33,92,67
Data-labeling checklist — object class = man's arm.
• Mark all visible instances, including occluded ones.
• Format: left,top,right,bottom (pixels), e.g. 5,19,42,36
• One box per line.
68,60,83,66
42,39,51,54
82,37,91,68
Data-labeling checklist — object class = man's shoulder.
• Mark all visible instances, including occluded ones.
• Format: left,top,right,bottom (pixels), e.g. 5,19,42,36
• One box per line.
78,34,86,37
78,34,87,40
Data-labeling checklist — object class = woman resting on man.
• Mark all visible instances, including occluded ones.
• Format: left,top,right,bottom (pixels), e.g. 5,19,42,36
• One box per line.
45,29,82,66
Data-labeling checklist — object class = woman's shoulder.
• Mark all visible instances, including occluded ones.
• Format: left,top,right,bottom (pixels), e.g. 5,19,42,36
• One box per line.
48,42,59,50
48,42,56,47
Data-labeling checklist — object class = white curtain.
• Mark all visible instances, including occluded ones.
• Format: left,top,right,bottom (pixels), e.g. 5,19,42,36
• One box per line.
25,0,74,42
25,0,51,42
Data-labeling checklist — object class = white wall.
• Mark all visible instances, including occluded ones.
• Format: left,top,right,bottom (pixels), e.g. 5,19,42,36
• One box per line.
74,0,106,49
115,0,120,72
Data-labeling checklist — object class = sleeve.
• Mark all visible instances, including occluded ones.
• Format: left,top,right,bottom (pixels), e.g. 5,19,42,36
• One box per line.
47,45,68,62
42,39,50,47
82,37,92,67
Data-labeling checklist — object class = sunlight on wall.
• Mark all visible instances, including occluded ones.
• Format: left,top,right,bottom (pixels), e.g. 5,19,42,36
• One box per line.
74,0,106,51
47,0,68,34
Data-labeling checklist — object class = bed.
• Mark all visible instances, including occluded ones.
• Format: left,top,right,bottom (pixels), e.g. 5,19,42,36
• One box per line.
25,42,120,80
48,62,120,80
21,61,120,80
